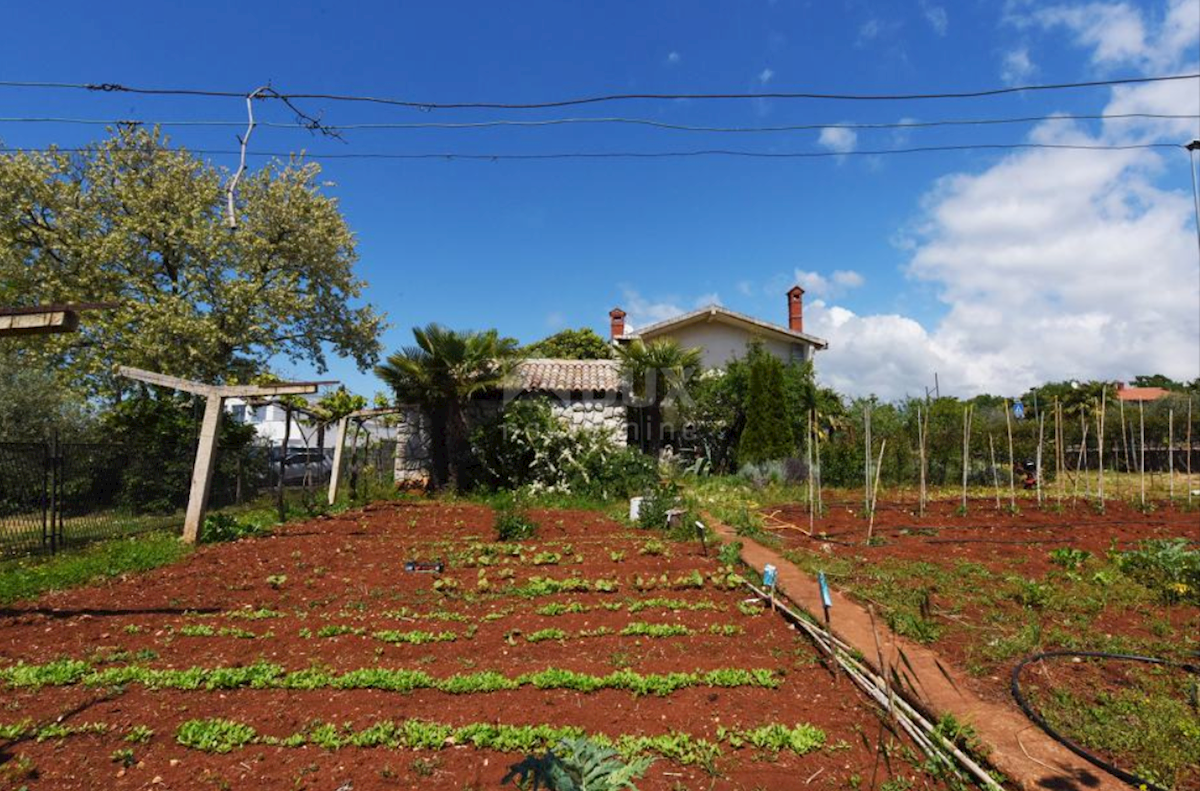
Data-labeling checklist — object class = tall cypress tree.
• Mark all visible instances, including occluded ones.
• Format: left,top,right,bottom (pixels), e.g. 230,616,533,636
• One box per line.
738,353,795,464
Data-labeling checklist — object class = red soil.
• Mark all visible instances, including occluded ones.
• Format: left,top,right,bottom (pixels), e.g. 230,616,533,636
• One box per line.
0,502,955,791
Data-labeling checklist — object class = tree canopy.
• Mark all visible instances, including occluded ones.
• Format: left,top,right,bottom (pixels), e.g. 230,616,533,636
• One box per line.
0,127,385,397
525,327,613,360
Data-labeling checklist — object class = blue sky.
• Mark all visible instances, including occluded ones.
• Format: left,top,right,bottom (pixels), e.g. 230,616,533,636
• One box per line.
2,0,1197,399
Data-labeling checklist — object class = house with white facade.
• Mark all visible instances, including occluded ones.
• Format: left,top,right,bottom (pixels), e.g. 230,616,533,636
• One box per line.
390,287,829,487
608,286,827,369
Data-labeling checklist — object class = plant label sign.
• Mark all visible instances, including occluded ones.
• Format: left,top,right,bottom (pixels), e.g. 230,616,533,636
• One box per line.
763,564,777,587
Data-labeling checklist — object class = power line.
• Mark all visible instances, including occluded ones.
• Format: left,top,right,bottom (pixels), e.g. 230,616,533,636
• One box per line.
0,73,1195,109
1,141,1181,162
0,112,1194,134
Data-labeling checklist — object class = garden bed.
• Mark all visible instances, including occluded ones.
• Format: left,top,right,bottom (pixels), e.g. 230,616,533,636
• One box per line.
0,501,959,790
762,496,1199,790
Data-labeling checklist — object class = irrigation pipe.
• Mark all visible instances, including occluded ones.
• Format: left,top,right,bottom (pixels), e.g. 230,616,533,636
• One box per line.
741,579,1004,791
1011,650,1199,791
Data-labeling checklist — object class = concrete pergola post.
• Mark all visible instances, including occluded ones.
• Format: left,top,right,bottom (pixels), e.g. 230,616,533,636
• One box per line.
328,407,402,506
117,366,334,543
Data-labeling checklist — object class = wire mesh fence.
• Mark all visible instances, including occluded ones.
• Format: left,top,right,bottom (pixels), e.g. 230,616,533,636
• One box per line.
0,438,182,558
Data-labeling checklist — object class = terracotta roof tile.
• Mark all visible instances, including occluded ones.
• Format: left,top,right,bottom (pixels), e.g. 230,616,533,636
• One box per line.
1116,386,1170,402
517,359,622,392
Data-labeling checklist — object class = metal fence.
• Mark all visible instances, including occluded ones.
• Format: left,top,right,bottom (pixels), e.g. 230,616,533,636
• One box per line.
0,438,179,558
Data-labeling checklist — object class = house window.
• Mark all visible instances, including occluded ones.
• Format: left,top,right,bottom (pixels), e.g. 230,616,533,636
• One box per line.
229,404,247,423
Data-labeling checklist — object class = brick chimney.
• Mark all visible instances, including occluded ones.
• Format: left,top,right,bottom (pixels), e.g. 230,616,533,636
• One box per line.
787,286,805,333
609,307,627,339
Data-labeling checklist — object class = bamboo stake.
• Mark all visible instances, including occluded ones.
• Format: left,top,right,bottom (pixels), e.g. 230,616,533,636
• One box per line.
815,416,824,517
864,404,872,514
1119,394,1131,479
1055,399,1064,506
866,439,887,544
1188,398,1193,506
808,409,816,534
806,408,815,522
1036,411,1045,506
1005,399,1017,512
917,404,927,517
961,404,972,512
988,434,1002,509
1168,408,1175,502
1080,420,1089,501
1096,388,1106,506
1138,400,1146,507
1074,416,1089,504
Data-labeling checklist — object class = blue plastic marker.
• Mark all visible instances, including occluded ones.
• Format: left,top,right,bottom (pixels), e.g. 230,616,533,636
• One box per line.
818,571,832,609
763,564,778,609
818,571,836,676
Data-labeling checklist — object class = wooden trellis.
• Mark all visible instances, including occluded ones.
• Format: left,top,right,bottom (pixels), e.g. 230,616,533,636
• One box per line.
117,366,335,543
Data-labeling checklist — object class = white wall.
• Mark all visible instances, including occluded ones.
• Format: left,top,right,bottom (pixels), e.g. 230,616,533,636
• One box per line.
644,322,810,369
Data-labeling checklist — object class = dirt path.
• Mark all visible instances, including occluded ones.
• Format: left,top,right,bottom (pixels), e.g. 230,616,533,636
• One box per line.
709,517,1127,791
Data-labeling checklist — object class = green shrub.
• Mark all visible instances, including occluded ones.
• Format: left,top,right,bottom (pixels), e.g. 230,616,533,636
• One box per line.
738,354,794,465
1116,538,1200,604
201,513,263,544
473,398,656,499
637,480,679,531
495,509,538,541
1048,547,1091,570
503,736,655,791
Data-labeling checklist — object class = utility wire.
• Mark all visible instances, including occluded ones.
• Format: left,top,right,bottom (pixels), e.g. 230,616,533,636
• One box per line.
1,141,1181,161
0,73,1195,108
0,112,1194,134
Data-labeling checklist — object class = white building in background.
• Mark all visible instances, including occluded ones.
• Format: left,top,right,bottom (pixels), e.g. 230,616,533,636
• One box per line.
224,398,398,451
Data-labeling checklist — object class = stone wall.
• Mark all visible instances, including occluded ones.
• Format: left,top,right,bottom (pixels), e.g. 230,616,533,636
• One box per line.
392,396,627,487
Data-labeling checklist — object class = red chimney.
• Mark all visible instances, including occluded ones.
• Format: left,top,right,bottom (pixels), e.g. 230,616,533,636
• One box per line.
609,307,627,339
787,286,804,333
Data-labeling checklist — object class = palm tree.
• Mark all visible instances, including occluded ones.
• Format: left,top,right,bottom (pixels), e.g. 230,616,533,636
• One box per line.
376,324,523,490
615,338,702,455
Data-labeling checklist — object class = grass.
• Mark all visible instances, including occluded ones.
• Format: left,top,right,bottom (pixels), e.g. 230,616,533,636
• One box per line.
1025,661,1200,790
0,531,191,605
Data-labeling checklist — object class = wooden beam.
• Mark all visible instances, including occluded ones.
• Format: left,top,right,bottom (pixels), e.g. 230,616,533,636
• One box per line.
0,309,79,337
117,366,215,395
117,366,331,398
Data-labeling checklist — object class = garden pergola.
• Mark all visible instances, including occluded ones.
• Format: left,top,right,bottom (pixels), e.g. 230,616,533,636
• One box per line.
117,366,335,543
327,407,403,505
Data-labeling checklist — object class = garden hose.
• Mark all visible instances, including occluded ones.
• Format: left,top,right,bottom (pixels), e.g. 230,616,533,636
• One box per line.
1011,650,1200,791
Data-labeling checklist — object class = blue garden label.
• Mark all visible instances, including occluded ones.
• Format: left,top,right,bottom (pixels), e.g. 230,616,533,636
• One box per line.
818,571,832,609
763,564,777,587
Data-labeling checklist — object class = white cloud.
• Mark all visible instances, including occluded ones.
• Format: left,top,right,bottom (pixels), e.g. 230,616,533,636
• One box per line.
758,67,775,84
793,269,867,299
1033,3,1148,65
817,126,858,154
1012,0,1198,70
856,18,884,46
617,288,722,332
545,311,565,329
1000,47,1036,84
666,51,681,65
832,270,865,289
808,0,1200,400
921,2,948,35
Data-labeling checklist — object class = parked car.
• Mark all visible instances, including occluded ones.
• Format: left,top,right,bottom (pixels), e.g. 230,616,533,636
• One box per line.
267,448,333,485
